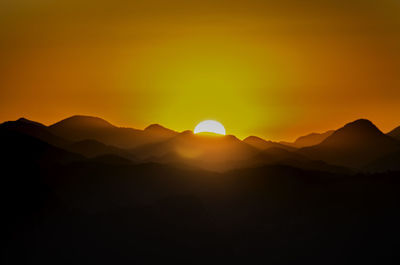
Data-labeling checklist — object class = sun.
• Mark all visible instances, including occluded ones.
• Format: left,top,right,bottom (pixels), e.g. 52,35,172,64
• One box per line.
194,120,226,135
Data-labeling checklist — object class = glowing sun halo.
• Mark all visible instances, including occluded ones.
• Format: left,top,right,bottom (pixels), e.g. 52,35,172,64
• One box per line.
194,120,226,135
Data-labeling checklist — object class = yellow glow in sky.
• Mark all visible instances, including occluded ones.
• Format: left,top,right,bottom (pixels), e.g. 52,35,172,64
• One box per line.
1,1,400,141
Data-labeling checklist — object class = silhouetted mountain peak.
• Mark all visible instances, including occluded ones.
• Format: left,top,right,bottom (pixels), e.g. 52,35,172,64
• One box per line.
145,123,163,130
50,115,115,129
300,119,399,168
1,118,45,130
243,136,267,143
180,130,194,135
319,119,387,147
244,136,271,146
244,135,276,144
341,119,380,133
225,135,239,141
0,118,68,147
16,118,46,127
243,135,295,151
144,124,176,135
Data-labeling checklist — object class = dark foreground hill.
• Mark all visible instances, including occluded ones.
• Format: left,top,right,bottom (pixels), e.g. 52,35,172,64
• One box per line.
1,127,400,265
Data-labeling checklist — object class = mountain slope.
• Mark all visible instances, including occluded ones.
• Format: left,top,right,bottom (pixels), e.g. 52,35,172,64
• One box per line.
0,127,83,165
48,115,178,149
65,139,137,161
294,130,335,147
300,119,400,168
244,136,296,151
132,131,258,171
280,130,334,148
387,126,400,141
0,118,69,147
144,124,177,138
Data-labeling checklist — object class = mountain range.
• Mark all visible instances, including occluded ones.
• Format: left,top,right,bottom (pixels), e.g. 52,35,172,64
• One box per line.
1,115,399,172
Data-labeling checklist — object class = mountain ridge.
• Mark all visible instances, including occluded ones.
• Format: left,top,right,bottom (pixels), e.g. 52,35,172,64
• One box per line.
300,119,400,168
2,116,400,172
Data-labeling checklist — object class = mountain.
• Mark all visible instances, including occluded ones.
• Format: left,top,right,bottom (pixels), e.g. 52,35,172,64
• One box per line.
280,130,334,148
13,117,46,127
0,118,69,147
132,131,258,171
48,115,178,149
387,126,400,141
293,130,335,147
240,145,349,173
50,115,115,131
243,136,296,151
144,124,177,138
242,136,345,171
65,139,137,161
88,154,135,165
300,119,400,168
48,115,127,143
0,126,82,166
136,134,347,173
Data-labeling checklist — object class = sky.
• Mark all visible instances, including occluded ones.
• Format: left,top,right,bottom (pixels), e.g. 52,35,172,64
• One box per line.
1,0,400,140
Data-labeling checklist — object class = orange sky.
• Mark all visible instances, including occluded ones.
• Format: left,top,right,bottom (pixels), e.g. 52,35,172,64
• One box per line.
1,0,400,141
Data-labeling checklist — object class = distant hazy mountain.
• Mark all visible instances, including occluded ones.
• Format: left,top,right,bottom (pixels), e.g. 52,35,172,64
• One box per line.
88,154,135,165
243,136,296,151
388,126,400,141
144,123,177,138
300,119,400,168
280,130,335,148
132,131,258,171
236,145,349,174
65,139,137,161
48,115,178,148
